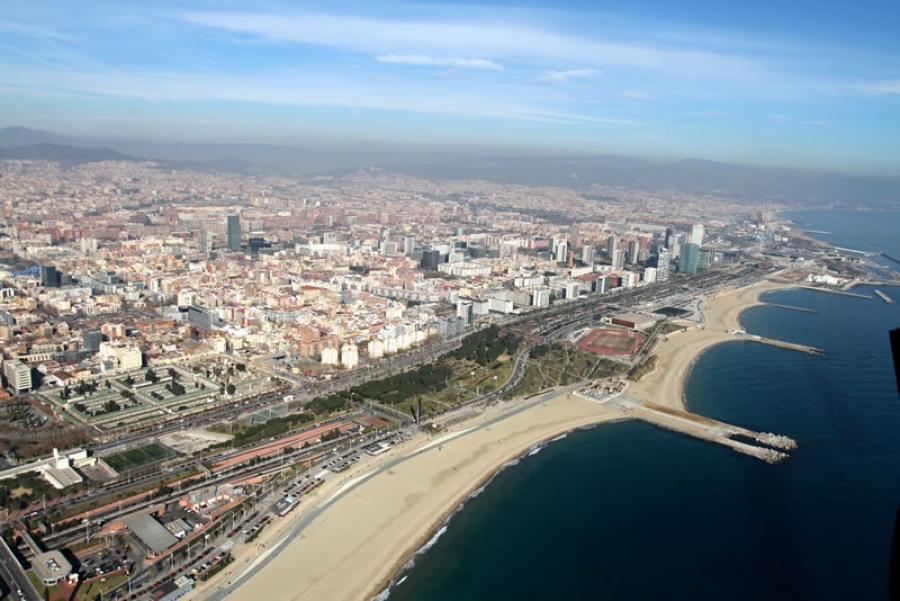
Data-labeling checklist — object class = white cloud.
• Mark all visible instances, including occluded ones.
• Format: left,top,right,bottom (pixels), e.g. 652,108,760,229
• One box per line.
181,11,760,80
621,90,651,99
852,80,900,95
1,65,629,127
377,54,502,71
537,69,595,83
0,20,78,42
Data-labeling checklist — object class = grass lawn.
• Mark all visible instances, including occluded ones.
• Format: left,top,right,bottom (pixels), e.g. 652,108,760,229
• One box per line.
502,344,627,400
104,441,177,472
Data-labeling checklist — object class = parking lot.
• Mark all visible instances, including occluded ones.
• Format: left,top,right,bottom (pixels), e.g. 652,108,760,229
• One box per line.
77,543,131,580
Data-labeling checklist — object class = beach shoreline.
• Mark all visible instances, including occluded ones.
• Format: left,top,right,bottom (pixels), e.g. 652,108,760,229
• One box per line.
625,279,787,411
367,413,632,601
192,277,789,601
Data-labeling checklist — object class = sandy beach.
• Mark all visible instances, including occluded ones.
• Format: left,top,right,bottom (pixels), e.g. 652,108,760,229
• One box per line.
191,277,786,601
626,279,786,410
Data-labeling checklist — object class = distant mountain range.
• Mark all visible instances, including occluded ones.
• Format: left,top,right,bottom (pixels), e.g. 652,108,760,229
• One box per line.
0,143,134,165
2,126,898,205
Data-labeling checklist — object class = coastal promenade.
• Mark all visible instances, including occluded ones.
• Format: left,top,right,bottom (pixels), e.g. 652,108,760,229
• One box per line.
192,386,624,601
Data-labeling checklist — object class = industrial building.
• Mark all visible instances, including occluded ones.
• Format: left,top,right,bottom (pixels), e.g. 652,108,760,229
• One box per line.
123,513,179,556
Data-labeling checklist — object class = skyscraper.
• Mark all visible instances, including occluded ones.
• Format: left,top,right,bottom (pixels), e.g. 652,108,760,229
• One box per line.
611,249,626,270
404,235,415,255
227,215,241,251
678,243,701,274
606,235,618,257
201,230,214,257
691,224,705,247
581,246,595,265
554,239,568,263
672,233,686,259
655,248,672,281
628,240,640,264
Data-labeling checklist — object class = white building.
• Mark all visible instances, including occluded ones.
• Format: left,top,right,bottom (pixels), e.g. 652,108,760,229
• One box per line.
514,275,544,288
554,239,568,263
532,288,551,307
643,267,658,284
98,342,143,373
321,346,339,365
472,298,491,316
457,300,474,325
621,271,638,288
340,343,359,369
691,224,705,247
611,249,626,270
487,297,515,314
582,246,595,265
3,358,32,393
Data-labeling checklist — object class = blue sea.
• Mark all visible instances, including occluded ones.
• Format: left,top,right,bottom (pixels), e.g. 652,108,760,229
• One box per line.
380,209,900,601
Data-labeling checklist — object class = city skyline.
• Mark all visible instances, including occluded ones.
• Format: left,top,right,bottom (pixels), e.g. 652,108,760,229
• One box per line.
2,0,900,175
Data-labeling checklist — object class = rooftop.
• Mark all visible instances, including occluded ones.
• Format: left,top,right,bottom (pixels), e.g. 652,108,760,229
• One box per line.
124,512,179,555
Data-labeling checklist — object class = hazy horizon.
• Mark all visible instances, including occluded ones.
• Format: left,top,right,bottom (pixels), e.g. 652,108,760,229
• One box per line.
3,1,900,176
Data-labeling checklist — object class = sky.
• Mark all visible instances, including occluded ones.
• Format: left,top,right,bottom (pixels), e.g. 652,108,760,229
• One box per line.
2,0,900,174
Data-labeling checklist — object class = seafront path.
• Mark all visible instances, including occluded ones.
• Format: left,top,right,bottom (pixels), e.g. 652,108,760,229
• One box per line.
196,384,595,601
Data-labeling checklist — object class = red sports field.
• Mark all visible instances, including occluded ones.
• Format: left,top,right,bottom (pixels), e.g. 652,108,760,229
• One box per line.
577,328,645,356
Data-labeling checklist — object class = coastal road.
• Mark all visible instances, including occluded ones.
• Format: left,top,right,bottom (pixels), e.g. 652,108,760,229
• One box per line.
195,383,584,601
0,538,39,601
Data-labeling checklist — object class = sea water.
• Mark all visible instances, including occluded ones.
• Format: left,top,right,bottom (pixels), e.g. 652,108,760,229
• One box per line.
382,209,900,601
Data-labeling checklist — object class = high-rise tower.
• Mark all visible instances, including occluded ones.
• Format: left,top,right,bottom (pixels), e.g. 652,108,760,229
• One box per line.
227,215,241,251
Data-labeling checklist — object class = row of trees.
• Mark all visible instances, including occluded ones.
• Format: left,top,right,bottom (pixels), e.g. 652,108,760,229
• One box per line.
166,381,186,396
350,362,453,405
145,367,181,384
230,411,317,445
307,395,348,414
61,380,99,400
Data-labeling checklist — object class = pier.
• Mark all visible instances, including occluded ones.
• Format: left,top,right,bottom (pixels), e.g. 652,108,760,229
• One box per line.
744,334,826,356
834,246,875,257
576,391,797,463
799,285,872,299
763,302,818,314
726,330,826,356
875,289,896,304
882,252,900,266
